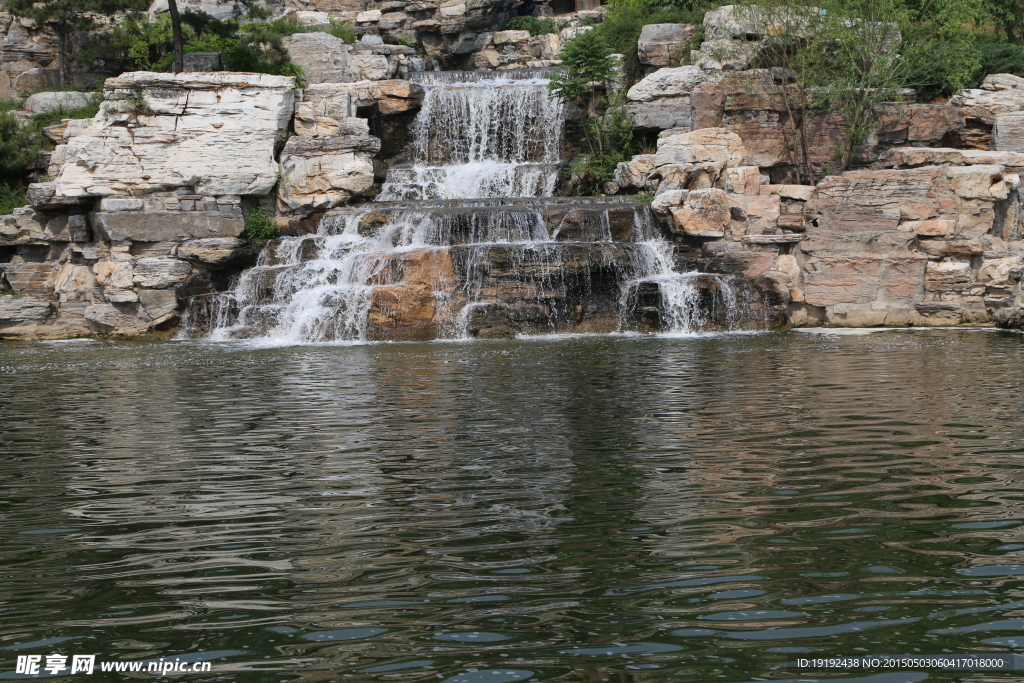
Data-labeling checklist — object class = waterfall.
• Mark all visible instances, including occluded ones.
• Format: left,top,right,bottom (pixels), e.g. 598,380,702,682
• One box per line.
184,71,764,343
379,70,563,201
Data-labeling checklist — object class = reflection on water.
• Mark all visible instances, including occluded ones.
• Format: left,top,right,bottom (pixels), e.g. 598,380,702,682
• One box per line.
2,330,1024,682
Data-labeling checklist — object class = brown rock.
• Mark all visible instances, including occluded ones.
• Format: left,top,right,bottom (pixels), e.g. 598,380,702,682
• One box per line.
669,188,730,237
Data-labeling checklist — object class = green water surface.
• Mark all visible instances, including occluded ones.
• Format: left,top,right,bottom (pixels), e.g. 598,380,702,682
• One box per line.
3,329,1024,682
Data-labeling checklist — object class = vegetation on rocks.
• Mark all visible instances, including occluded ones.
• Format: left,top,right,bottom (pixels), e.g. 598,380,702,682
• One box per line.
0,95,100,202
243,208,279,241
92,9,355,76
6,0,148,86
503,16,558,36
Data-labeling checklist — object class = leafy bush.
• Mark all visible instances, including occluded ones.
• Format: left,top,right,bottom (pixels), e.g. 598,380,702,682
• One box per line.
243,208,279,241
326,19,357,43
549,29,618,108
569,150,629,196
0,182,27,214
975,41,1024,79
594,0,712,83
92,10,353,75
504,16,557,36
0,96,99,185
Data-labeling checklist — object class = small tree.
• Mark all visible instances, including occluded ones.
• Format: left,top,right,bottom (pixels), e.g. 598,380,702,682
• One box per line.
549,29,638,195
549,29,618,116
743,0,981,177
6,0,148,87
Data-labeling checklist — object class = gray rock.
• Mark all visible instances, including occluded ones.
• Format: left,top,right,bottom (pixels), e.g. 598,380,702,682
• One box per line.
0,295,51,327
178,237,256,265
637,24,696,67
138,289,179,319
182,52,222,72
628,99,693,131
92,211,243,242
282,33,351,84
22,91,93,114
98,197,144,212
132,258,192,289
994,113,1024,152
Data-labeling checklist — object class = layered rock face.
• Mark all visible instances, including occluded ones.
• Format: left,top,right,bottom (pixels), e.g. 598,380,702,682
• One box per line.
1,72,355,337
184,199,773,341
623,5,967,182
617,124,1024,328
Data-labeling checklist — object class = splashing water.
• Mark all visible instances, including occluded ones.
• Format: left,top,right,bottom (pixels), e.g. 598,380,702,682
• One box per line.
379,71,563,201
183,71,765,343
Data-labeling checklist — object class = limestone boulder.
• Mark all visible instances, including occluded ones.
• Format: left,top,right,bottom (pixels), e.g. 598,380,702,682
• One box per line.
282,33,351,84
0,207,88,245
950,84,1024,126
84,303,148,334
637,24,696,67
947,165,1015,201
0,295,51,328
22,91,93,114
44,72,295,203
295,82,423,138
138,288,179,320
613,154,656,191
994,113,1024,153
626,66,716,131
667,188,731,237
92,210,243,242
178,238,259,265
94,261,134,289
655,127,744,168
277,133,381,214
627,65,711,102
132,257,192,289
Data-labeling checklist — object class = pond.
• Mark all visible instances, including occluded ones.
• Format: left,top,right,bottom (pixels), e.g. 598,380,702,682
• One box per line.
3,329,1024,682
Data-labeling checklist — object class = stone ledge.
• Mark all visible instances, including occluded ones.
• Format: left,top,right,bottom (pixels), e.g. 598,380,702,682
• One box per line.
92,211,244,243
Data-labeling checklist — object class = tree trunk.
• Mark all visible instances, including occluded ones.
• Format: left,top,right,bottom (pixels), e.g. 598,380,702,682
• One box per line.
57,30,66,88
168,0,184,74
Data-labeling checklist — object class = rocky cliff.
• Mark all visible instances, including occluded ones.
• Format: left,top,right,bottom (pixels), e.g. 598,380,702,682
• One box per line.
2,3,1024,339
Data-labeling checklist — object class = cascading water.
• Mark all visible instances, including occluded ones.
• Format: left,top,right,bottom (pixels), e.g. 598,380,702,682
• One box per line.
185,71,763,343
379,70,564,201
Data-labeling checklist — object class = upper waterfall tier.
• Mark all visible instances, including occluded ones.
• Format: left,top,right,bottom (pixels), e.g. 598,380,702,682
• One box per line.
379,71,564,201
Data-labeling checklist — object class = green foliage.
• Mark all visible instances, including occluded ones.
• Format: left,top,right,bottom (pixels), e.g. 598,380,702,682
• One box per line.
0,96,100,185
595,0,712,83
0,182,27,214
977,0,1024,43
900,0,983,99
92,9,351,75
567,94,638,196
975,41,1024,78
6,0,148,84
569,150,629,196
504,16,558,36
326,19,357,43
549,29,617,106
243,208,278,241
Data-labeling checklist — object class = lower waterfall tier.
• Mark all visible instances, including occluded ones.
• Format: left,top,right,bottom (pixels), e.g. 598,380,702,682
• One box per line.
182,200,771,343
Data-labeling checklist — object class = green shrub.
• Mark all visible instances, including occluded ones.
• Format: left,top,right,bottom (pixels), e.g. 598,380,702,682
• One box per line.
549,29,618,108
91,9,343,76
243,208,279,241
326,19,357,43
0,97,100,185
0,182,27,214
975,41,1024,79
504,16,557,36
569,150,629,196
593,0,712,84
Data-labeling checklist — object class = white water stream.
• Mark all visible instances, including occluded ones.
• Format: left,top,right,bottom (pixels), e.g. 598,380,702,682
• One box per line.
188,70,755,343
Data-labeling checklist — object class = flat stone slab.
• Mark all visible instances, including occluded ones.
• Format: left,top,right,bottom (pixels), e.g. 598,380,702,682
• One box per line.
92,211,243,242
